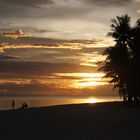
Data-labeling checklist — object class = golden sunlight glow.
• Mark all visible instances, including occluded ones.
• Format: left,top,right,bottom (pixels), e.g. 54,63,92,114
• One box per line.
86,39,114,48
0,43,83,53
80,63,97,67
55,73,105,78
79,52,106,68
54,72,108,88
86,98,97,103
73,81,108,88
78,73,105,77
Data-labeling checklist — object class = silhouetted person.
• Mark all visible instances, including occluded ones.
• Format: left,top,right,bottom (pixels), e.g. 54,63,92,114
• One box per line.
12,100,15,110
22,102,28,109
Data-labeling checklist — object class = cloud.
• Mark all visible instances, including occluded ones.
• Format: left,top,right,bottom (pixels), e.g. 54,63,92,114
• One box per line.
29,28,56,34
0,60,107,97
0,0,136,40
134,0,140,3
0,61,97,79
0,0,54,19
0,0,133,19
85,0,132,6
136,9,140,13
0,42,105,65
0,82,118,96
0,22,12,28
0,0,53,8
0,82,58,96
0,35,99,46
0,54,18,60
0,29,30,39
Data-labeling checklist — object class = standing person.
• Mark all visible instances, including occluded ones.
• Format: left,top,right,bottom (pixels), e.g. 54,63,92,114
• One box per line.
12,100,15,110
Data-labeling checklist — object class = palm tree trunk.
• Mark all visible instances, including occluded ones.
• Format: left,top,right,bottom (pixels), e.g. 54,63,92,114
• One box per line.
123,95,127,103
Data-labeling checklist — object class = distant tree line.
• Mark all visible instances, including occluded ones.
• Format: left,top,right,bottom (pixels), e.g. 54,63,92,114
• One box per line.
99,14,140,104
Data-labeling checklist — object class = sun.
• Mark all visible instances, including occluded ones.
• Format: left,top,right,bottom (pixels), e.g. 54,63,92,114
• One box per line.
87,98,97,103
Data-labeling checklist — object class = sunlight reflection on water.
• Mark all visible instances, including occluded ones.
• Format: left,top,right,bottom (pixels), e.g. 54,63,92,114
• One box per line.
0,96,121,110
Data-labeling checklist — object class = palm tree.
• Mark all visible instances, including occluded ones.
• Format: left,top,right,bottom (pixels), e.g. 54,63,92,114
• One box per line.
99,15,140,104
99,15,131,103
129,19,140,102
99,45,129,102
130,19,140,55
108,14,131,45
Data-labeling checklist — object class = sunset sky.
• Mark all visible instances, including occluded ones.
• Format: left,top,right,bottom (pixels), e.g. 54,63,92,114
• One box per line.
0,0,140,97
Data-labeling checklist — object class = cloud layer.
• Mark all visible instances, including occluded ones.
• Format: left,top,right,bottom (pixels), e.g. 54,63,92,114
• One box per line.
0,0,53,8
0,0,139,97
0,29,30,39
0,0,139,39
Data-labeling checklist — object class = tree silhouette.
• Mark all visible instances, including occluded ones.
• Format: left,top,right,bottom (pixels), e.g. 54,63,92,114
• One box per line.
129,19,140,103
99,15,140,104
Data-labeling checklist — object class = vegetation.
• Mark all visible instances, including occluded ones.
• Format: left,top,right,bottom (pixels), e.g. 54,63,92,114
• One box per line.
99,14,140,104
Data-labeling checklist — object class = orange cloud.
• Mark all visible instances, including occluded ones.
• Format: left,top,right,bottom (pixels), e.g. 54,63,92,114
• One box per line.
136,9,140,13
134,0,140,2
0,29,30,39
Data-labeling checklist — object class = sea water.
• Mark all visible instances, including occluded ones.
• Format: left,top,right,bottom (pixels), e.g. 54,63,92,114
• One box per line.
0,96,121,110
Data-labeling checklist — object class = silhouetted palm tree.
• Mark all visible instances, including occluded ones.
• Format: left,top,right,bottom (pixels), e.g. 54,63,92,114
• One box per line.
99,14,140,104
99,15,131,103
99,48,131,102
107,14,131,45
130,19,140,55
129,19,140,102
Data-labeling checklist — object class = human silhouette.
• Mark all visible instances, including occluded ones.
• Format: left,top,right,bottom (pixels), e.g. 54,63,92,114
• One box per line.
22,102,28,109
12,100,15,110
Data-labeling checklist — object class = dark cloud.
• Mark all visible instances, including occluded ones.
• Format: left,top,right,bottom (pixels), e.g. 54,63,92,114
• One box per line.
0,0,133,20
13,26,57,34
85,0,132,6
29,28,55,34
0,54,18,60
0,0,136,42
0,29,24,35
0,0,135,98
0,36,98,46
0,0,54,19
0,0,53,8
0,61,97,79
0,82,58,96
81,47,105,54
26,52,82,63
0,36,65,46
0,59,102,97
0,29,30,39
0,25,57,36
0,82,118,96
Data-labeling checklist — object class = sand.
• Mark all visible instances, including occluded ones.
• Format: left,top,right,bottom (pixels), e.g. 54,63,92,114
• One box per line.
0,102,140,140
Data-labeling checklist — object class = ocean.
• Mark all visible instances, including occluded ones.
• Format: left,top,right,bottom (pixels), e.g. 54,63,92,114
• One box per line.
0,96,121,110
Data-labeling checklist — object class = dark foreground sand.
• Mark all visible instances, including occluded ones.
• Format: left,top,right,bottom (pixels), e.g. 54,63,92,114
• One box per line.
0,102,140,140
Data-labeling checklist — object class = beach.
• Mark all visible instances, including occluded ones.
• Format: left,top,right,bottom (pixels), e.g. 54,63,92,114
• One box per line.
0,102,140,140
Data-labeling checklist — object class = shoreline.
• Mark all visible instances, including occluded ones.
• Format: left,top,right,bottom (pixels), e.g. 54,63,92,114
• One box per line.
0,100,122,111
0,96,121,111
